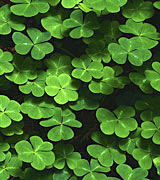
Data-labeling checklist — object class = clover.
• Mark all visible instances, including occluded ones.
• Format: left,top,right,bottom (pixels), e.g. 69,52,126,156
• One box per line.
96,105,137,138
141,116,160,145
61,0,82,8
53,144,81,169
0,140,10,162
71,54,103,82
12,28,54,60
154,1,160,10
119,19,160,49
87,131,126,167
15,136,55,170
20,96,56,119
122,0,154,22
63,10,99,39
39,107,82,141
0,152,22,180
0,4,25,35
10,0,50,17
0,49,14,75
0,95,23,128
73,158,110,180
45,74,79,104
116,164,148,180
108,37,152,66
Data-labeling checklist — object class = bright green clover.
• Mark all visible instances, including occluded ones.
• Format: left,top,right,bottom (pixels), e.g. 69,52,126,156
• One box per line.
15,136,55,170
0,4,25,35
0,141,10,162
0,49,14,75
44,53,72,76
10,0,50,17
154,1,160,9
116,164,148,180
41,12,68,39
141,116,160,145
20,96,56,119
73,158,109,180
53,144,81,169
71,54,103,82
0,152,22,180
39,107,82,141
61,0,82,8
19,71,47,97
0,121,24,137
108,37,152,66
12,28,54,60
63,10,99,39
119,19,160,49
45,74,79,105
5,55,37,84
0,95,23,128
122,0,154,22
153,156,160,176
48,0,60,7
87,131,126,167
145,61,160,92
96,105,137,138
129,72,153,94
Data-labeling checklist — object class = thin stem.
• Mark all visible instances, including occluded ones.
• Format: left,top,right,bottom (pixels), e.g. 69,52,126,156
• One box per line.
58,47,76,58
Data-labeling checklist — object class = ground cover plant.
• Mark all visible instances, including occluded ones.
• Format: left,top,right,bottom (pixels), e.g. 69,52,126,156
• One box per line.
1,0,160,179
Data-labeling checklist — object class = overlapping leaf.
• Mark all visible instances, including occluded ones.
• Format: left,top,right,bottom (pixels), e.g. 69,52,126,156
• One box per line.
0,141,10,162
15,136,55,170
61,0,82,8
10,0,50,17
39,107,82,141
12,28,54,60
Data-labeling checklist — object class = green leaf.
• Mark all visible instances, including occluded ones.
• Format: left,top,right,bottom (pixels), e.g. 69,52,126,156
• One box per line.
61,0,81,8
10,0,50,17
154,1,160,10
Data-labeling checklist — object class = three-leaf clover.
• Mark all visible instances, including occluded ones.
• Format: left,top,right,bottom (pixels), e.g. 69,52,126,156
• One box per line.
71,55,103,82
12,28,54,60
39,107,82,141
122,0,154,22
141,116,160,145
96,105,137,138
87,131,126,167
53,144,81,169
0,4,25,35
63,10,99,39
45,74,79,104
108,37,152,66
119,19,160,49
10,0,50,17
73,158,110,180
15,136,55,170
0,95,23,128
0,49,13,75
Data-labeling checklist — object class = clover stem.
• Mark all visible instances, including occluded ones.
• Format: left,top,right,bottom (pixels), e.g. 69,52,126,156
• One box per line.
58,47,76,58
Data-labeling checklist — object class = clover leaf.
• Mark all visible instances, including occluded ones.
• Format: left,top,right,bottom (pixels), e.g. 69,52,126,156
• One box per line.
122,0,154,22
0,95,23,128
45,74,79,104
5,55,37,84
19,71,47,97
53,144,81,169
15,136,55,170
108,37,152,66
119,19,160,49
0,141,10,162
44,53,72,76
154,1,160,10
71,54,103,82
39,107,82,141
116,164,148,180
48,0,60,6
145,61,160,92
0,49,13,75
73,158,109,180
141,116,160,145
12,28,54,60
0,152,22,180
87,131,126,167
21,96,56,119
153,157,160,176
61,0,82,8
96,105,137,138
10,0,50,17
63,10,99,39
0,4,25,35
